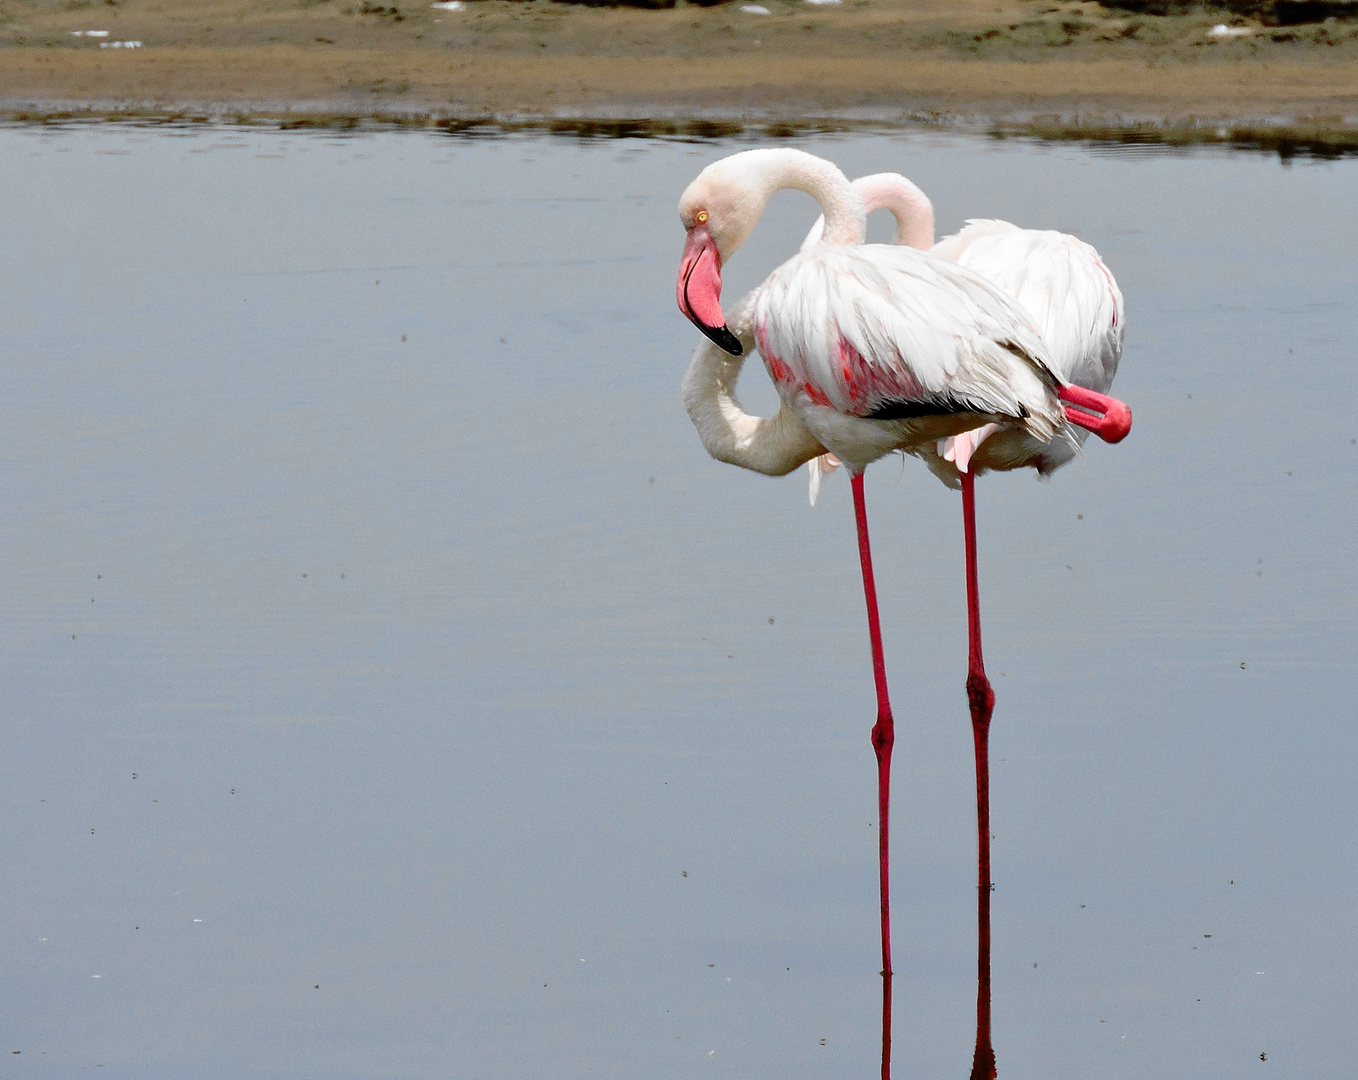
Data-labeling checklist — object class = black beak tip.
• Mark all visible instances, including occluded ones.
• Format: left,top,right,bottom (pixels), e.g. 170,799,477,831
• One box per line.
702,324,744,357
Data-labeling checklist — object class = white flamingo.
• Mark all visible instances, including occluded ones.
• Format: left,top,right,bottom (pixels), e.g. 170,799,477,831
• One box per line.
799,173,1129,1080
675,150,1130,1039
936,213,1127,1080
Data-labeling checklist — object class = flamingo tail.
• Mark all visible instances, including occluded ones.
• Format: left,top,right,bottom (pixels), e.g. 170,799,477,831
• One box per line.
807,453,842,506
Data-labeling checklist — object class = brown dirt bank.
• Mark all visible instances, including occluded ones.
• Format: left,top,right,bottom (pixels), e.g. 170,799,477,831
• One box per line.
3,0,1357,141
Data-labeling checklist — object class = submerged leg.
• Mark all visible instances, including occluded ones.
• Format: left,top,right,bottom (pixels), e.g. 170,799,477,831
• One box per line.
850,471,895,1080
961,470,997,1080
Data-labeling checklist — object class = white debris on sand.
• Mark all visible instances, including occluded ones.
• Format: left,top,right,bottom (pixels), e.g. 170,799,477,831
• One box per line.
805,0,843,5
740,4,771,12
430,1,463,8
99,40,143,48
70,29,109,36
1208,23,1254,37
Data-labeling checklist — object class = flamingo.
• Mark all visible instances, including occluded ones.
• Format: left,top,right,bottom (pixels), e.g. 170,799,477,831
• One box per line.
675,148,1130,1078
801,177,1129,1080
929,215,1128,1080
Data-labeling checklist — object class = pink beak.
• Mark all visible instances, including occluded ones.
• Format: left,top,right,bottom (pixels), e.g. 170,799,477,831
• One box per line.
1058,383,1132,443
677,224,743,356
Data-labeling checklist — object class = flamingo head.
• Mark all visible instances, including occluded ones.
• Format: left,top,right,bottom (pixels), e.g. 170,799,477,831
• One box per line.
676,157,768,357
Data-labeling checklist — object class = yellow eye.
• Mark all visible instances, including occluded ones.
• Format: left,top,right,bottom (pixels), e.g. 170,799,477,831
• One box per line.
696,210,709,224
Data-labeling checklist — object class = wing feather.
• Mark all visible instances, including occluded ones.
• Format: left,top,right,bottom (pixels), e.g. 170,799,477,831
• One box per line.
918,221,1127,481
940,225,1124,392
753,244,1065,443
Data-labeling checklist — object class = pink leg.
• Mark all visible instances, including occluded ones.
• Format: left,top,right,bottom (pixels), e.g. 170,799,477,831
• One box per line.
962,470,997,1080
850,472,895,1080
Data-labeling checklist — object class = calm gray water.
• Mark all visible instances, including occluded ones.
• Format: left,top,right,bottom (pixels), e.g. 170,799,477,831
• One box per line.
1,123,1355,1080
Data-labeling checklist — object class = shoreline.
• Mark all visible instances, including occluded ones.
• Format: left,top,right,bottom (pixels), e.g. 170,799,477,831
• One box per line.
7,106,1357,158
5,92,1357,159
4,0,1358,151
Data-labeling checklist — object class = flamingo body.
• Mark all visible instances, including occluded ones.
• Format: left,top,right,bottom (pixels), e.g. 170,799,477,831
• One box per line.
804,188,1128,497
923,219,1125,483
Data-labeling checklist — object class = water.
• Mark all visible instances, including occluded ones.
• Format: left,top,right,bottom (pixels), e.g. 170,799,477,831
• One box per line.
1,123,1355,1079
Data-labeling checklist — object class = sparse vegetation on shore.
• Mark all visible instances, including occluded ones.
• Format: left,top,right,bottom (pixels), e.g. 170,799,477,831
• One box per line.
2,0,1356,137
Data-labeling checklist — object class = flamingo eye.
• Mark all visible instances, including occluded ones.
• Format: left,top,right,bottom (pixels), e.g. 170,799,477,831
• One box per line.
696,210,709,224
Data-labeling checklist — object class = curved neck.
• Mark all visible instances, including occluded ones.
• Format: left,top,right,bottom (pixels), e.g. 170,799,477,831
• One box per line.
854,173,935,251
799,172,935,254
789,154,866,247
678,151,854,475
744,149,866,250
681,296,826,477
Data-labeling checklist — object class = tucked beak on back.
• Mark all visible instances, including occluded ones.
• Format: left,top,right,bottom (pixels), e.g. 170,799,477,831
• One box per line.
1058,383,1132,443
677,224,743,356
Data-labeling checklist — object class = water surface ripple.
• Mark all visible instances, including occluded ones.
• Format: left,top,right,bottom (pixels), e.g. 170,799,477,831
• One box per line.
1,125,1355,1080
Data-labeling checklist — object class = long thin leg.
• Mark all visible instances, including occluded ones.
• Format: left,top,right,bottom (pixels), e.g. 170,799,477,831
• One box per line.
962,470,997,1080
850,472,895,1080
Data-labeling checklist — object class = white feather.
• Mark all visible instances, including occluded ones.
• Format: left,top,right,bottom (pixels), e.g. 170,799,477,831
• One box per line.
752,244,1065,472
922,220,1125,484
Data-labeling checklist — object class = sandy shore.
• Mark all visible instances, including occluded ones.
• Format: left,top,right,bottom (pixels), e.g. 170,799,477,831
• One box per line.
3,0,1357,143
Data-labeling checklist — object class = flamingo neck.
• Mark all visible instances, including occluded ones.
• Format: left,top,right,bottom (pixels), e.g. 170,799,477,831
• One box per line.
785,154,866,247
677,150,858,475
854,173,936,251
729,148,866,253
800,172,935,255
681,302,826,477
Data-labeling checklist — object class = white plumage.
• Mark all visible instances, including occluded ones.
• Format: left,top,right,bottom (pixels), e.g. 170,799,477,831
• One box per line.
922,218,1125,483
801,182,1127,498
673,152,1133,1014
760,245,1056,412
676,149,1068,478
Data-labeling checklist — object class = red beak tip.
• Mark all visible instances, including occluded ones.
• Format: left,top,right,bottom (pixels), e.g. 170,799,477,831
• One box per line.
1105,403,1132,443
